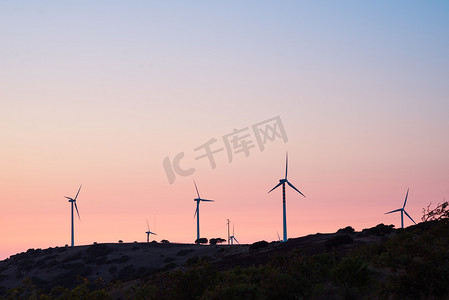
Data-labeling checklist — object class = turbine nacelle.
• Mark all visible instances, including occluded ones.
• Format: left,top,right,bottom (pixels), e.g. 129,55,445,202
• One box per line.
268,154,305,197
146,219,157,236
66,197,77,204
194,198,214,202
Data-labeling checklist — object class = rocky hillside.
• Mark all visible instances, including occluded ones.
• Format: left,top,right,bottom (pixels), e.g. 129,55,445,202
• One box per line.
1,221,448,299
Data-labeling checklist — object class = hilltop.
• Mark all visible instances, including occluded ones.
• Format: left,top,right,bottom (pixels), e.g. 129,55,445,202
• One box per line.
1,220,448,299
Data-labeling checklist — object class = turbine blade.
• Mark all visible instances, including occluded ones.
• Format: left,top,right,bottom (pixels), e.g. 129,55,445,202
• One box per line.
194,206,198,219
234,237,240,244
193,180,200,198
285,152,288,179
200,199,214,202
146,219,150,231
403,188,409,208
385,208,402,214
403,210,416,224
74,202,81,221
268,182,282,193
276,231,281,241
233,224,235,236
74,185,82,201
287,181,305,197
65,196,73,200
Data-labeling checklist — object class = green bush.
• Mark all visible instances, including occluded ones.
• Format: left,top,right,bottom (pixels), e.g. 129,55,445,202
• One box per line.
331,256,370,288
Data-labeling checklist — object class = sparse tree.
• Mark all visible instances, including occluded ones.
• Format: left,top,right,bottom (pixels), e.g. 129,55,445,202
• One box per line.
422,201,449,222
216,238,226,244
195,238,208,244
209,238,226,245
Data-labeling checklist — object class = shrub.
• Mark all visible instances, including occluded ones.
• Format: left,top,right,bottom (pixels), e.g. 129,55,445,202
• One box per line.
249,241,269,252
331,256,370,288
209,238,226,245
86,244,111,257
337,226,355,234
422,201,449,221
324,235,354,251
361,223,394,236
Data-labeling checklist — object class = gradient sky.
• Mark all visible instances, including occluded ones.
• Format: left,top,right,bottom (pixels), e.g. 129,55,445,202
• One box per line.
1,1,448,260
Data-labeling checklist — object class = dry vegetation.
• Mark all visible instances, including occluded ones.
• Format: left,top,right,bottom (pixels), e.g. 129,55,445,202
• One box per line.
1,204,448,299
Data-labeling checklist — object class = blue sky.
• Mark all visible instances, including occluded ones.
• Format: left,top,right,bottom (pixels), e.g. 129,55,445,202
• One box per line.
1,1,448,259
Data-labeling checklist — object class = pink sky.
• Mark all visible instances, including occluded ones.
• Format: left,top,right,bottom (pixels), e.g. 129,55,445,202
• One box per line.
1,1,449,260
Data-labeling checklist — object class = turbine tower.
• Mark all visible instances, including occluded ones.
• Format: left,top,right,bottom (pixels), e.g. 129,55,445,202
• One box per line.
226,219,230,245
65,185,82,247
145,219,157,242
385,188,416,229
229,224,239,245
193,180,214,240
268,153,305,242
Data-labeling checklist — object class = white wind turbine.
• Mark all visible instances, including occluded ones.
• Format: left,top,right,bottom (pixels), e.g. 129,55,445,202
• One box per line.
385,188,416,229
193,180,214,240
229,224,239,245
145,219,157,242
65,185,82,247
268,153,306,242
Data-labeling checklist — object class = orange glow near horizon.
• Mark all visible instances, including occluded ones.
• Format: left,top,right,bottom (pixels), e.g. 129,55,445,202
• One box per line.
1,2,449,260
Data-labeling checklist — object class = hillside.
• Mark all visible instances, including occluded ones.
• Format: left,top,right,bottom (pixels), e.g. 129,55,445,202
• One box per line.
1,220,448,299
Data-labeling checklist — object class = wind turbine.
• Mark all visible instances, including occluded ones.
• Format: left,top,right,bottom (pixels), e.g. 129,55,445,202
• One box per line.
276,231,281,242
385,188,416,229
65,185,82,247
227,219,230,245
193,180,214,241
145,219,157,242
229,224,239,245
268,153,305,242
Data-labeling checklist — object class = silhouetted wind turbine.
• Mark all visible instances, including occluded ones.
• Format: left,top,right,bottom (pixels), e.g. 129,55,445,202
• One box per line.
65,185,82,247
385,188,416,229
227,219,230,245
145,219,157,242
229,224,239,245
268,153,305,242
193,180,214,240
